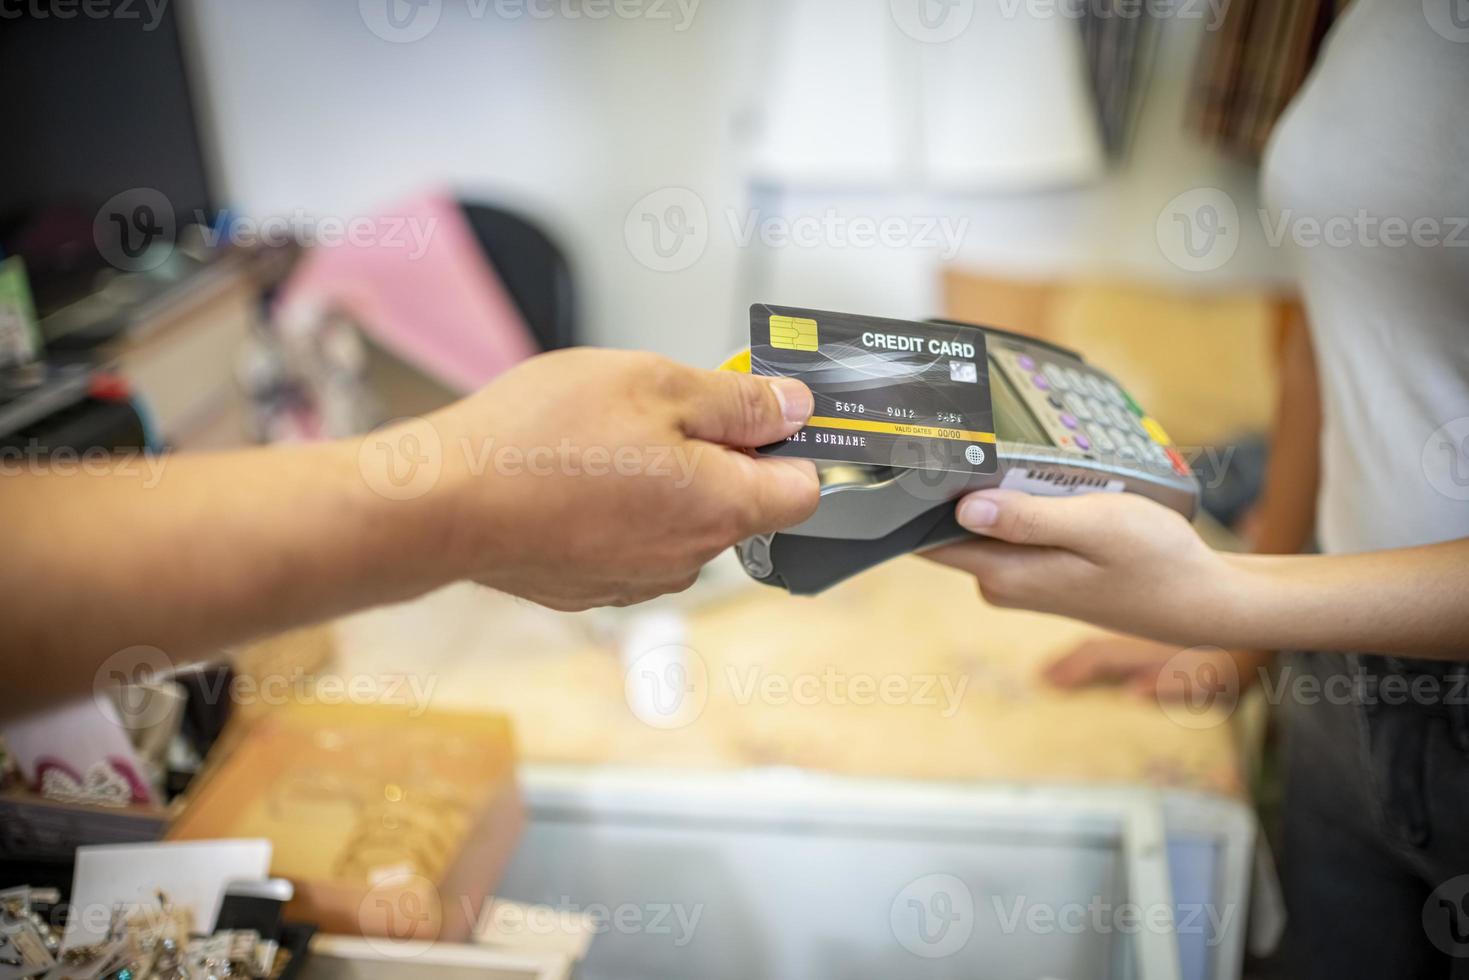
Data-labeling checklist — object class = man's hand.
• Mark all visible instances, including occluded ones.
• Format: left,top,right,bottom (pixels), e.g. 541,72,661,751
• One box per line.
925,489,1244,646
419,348,820,610
1,347,820,719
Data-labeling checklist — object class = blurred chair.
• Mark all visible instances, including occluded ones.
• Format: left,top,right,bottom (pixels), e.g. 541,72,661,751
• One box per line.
459,201,577,351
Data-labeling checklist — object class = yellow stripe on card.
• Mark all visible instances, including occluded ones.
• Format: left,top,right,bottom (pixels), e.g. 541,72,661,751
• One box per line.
808,415,996,444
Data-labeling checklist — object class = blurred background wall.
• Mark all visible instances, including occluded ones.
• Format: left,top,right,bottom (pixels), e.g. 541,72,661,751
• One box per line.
183,0,1290,369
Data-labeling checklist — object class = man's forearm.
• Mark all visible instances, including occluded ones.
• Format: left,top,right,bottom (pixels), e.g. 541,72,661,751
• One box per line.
1,434,461,717
1220,541,1469,659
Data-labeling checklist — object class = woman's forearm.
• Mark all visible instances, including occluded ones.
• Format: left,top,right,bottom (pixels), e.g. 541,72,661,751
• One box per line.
1222,541,1469,658
1248,307,1322,556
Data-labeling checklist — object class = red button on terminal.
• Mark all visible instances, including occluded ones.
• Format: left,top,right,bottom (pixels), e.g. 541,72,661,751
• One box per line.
1165,447,1191,477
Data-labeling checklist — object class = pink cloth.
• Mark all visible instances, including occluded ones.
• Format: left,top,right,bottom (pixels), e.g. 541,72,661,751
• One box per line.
276,190,538,393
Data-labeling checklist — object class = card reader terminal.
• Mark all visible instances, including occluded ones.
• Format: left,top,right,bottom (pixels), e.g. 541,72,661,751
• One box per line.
725,318,1200,595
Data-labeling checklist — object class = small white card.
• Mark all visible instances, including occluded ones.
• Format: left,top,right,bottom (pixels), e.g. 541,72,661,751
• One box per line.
63,840,272,950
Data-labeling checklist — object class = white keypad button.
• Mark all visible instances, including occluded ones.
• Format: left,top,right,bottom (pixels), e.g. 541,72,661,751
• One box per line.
1086,424,1116,454
1063,392,1093,421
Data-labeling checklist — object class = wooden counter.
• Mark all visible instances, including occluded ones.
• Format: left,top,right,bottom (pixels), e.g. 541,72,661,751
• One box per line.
329,552,1246,799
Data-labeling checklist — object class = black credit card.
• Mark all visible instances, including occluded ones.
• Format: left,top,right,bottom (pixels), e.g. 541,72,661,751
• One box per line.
750,304,997,476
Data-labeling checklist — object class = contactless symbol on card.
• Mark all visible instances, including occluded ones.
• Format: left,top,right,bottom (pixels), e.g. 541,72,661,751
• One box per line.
750,304,997,476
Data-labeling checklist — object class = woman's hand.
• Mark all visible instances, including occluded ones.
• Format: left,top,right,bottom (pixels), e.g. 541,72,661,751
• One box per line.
1046,634,1274,701
925,490,1248,648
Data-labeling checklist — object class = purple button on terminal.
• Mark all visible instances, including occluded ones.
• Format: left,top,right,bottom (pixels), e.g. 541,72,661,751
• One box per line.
1075,435,1092,451
1059,413,1078,430
1032,374,1050,391
1017,354,1037,371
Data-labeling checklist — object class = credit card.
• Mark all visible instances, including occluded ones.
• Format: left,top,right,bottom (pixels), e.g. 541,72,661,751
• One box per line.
750,304,997,476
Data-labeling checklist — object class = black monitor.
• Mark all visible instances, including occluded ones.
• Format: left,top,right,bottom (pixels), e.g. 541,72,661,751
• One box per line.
0,6,214,317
